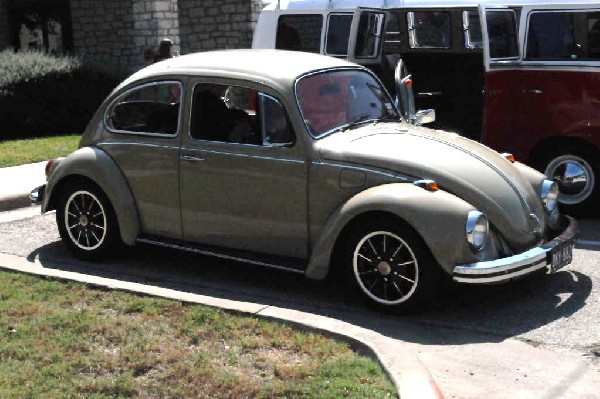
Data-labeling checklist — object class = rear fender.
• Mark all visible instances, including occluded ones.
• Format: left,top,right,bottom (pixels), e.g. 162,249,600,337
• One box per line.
44,147,140,245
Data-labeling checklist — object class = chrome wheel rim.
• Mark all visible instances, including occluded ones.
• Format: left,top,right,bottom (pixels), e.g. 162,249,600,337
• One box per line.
64,190,107,251
353,231,419,305
545,155,595,205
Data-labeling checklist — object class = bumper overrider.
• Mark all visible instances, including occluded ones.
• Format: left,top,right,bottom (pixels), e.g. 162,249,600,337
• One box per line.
30,185,45,204
453,216,577,284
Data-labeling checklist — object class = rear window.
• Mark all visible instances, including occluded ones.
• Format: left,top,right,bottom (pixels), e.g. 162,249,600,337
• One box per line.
276,15,323,53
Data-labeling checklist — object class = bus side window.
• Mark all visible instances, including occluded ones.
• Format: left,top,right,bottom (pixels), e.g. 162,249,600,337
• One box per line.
276,14,323,53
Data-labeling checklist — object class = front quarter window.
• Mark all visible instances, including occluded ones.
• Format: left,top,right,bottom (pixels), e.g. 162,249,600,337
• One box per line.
296,69,399,138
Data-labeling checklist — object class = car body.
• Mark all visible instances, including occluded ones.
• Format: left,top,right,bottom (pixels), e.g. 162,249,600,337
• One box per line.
31,49,576,312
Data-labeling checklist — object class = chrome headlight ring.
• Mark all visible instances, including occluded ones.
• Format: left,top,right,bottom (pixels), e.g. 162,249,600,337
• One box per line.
540,179,559,213
466,210,489,252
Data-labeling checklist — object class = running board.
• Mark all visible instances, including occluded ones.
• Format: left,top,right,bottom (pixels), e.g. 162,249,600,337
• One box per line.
136,236,307,275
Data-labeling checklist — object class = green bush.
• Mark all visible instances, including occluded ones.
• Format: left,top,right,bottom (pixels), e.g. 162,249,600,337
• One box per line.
0,50,120,139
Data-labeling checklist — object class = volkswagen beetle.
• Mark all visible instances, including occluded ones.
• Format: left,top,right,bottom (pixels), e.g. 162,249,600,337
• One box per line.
31,50,576,312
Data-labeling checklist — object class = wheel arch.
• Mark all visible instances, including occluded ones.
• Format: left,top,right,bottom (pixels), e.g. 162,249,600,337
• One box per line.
44,147,140,246
305,183,478,280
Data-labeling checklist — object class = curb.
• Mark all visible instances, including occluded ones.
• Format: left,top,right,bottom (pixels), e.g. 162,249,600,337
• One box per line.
0,192,32,213
0,251,444,399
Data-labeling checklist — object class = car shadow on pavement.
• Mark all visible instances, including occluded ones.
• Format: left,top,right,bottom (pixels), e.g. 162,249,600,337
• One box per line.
26,240,592,347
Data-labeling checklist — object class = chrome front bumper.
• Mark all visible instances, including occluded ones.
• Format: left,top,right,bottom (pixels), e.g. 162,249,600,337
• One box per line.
453,216,577,284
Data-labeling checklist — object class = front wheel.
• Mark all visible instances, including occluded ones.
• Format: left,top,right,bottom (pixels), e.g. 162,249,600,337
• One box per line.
57,182,121,260
344,219,442,313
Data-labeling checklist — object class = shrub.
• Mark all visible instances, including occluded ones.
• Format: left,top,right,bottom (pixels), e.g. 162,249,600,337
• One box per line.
0,50,121,140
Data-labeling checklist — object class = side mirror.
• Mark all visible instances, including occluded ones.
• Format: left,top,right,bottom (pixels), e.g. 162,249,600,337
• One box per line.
394,60,416,121
394,60,436,126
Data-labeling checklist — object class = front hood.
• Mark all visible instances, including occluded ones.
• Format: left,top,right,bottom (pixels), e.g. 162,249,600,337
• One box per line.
317,123,546,251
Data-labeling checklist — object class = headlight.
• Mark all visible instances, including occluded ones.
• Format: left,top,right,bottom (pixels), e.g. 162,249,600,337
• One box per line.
466,211,489,251
540,179,559,213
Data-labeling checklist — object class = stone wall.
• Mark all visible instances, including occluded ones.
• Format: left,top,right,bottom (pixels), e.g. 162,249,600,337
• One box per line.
0,0,11,51
70,0,180,76
178,0,263,54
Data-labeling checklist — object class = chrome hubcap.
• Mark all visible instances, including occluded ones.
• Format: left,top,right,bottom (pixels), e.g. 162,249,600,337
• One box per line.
65,190,107,251
545,155,595,205
353,231,418,305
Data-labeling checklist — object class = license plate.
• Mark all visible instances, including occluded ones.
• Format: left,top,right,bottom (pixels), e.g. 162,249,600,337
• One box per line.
549,238,574,273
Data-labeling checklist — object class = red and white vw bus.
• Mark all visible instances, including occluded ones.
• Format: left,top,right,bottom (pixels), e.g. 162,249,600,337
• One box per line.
253,0,600,212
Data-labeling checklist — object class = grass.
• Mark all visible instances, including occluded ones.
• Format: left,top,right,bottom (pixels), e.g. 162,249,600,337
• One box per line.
0,270,397,398
0,134,80,167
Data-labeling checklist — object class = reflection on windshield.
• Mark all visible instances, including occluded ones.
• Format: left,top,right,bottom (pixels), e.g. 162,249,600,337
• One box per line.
296,69,400,137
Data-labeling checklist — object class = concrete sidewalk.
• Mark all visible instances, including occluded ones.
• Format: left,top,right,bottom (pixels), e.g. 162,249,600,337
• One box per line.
0,161,47,212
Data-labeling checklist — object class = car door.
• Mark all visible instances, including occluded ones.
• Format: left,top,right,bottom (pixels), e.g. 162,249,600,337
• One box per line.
478,5,522,155
347,7,389,66
179,80,308,259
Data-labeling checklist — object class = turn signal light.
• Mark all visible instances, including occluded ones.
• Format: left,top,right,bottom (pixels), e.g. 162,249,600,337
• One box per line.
501,153,515,163
413,179,439,192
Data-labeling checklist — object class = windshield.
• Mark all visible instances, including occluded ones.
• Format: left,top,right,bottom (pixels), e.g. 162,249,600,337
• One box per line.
296,69,400,138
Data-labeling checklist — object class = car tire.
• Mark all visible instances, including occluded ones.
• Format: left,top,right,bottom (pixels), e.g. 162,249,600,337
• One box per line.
536,146,599,215
56,181,121,260
343,218,442,313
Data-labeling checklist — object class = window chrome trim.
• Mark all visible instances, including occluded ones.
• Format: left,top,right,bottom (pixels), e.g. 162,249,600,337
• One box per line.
104,80,183,138
462,10,482,50
180,146,305,164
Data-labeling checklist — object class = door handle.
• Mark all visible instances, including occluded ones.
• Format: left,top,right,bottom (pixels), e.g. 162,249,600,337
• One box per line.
181,154,205,162
522,88,543,94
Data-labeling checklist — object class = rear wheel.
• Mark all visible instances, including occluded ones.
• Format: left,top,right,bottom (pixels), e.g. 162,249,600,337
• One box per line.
344,219,442,313
57,182,121,260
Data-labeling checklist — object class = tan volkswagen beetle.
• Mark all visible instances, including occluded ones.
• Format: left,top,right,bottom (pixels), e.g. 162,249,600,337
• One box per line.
31,50,576,312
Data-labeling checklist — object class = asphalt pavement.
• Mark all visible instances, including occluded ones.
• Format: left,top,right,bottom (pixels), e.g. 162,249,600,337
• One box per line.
0,162,599,398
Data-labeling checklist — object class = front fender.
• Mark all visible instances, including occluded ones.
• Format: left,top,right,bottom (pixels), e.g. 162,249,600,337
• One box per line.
306,183,478,280
44,146,140,246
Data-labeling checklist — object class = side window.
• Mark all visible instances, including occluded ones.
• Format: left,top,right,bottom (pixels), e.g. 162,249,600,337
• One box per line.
463,10,483,49
276,15,323,53
326,14,352,56
407,11,452,49
526,12,576,60
106,81,181,135
190,83,294,146
486,10,519,59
